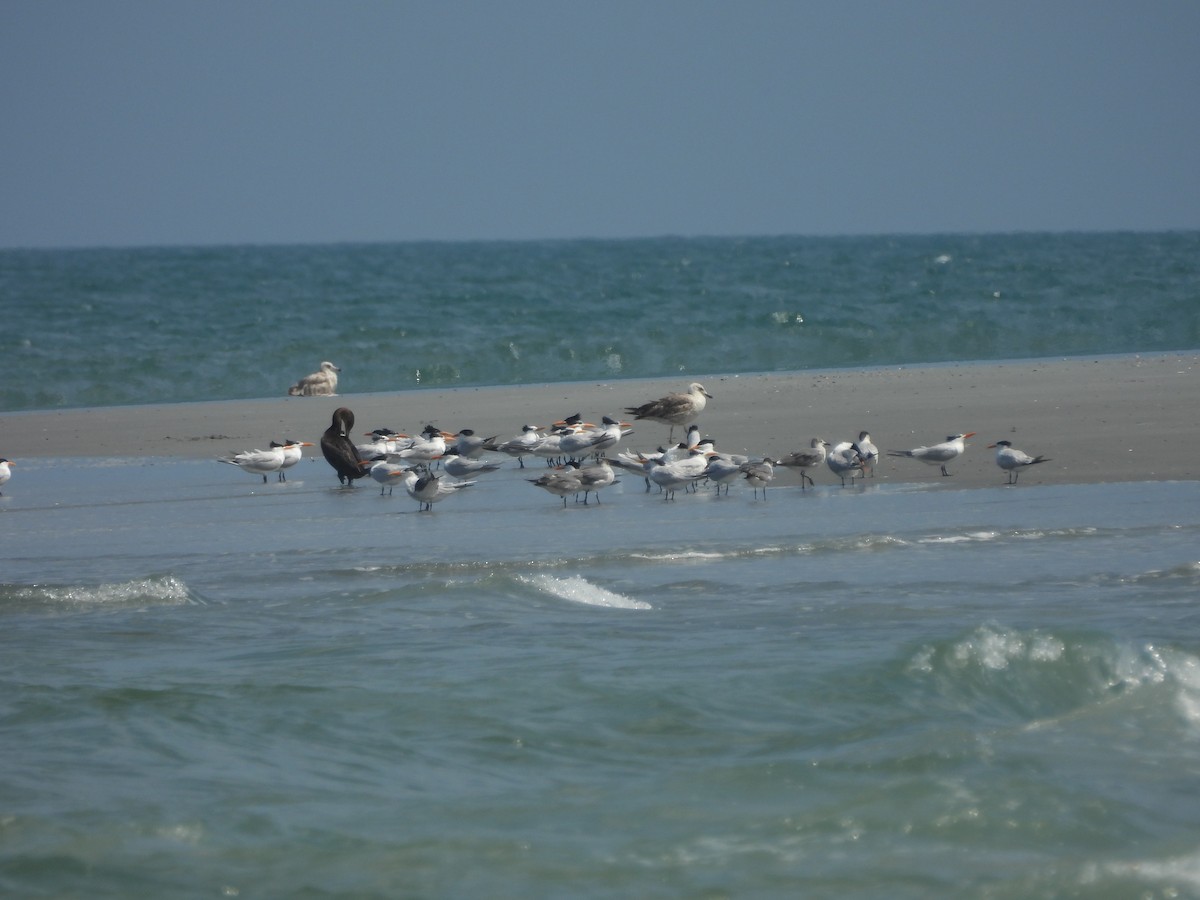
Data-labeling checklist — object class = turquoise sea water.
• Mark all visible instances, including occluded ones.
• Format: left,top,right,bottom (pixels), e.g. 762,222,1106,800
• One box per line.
2,232,1198,412
3,233,1200,897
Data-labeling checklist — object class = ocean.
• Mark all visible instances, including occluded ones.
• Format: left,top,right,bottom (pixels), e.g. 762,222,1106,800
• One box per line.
2,232,1198,412
3,232,1200,898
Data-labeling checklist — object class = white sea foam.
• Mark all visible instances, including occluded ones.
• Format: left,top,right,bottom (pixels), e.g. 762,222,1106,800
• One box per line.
7,575,198,608
522,574,651,610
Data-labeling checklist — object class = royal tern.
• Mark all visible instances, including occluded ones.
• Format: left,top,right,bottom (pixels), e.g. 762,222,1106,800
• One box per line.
321,407,370,485
485,425,543,468
288,361,340,397
450,428,497,459
277,439,314,481
853,431,879,477
367,457,410,495
0,458,12,494
357,428,407,458
394,425,453,464
442,450,504,479
775,438,828,488
402,465,476,511
584,416,634,456
886,432,975,477
218,442,288,483
988,440,1051,484
826,441,865,486
624,382,712,443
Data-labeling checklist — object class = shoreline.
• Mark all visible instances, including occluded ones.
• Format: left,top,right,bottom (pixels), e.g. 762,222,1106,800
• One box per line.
3,352,1197,490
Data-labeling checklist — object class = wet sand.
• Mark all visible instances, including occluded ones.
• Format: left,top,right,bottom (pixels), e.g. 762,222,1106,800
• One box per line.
3,353,1197,490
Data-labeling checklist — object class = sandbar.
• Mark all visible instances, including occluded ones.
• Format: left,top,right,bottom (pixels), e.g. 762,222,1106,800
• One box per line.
2,353,1196,490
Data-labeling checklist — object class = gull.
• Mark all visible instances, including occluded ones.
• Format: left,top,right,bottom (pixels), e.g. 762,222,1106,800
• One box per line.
646,448,709,500
485,424,544,468
277,439,314,482
853,431,879,477
0,458,12,494
402,465,476,511
988,440,1051,484
703,453,744,495
624,382,712,443
218,442,288,483
576,457,618,504
367,456,410,495
740,458,775,499
775,438,828,489
886,432,975,477
528,465,585,507
826,441,865,486
288,361,340,396
321,407,370,485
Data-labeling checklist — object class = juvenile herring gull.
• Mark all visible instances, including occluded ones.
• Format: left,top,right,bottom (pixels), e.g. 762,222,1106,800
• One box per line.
288,361,340,397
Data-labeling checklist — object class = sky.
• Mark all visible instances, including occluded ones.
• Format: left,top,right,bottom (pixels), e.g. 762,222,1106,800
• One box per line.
2,2,1198,249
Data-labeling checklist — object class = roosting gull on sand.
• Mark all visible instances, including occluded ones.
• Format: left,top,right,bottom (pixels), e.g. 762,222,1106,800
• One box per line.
624,382,712,443
288,361,340,396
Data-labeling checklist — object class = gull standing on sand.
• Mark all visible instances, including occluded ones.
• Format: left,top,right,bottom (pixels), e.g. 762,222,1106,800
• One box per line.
853,431,879,477
0,458,12,494
624,383,712,443
646,448,710,500
740,458,775,499
322,407,370,485
775,438,828,489
528,465,586,507
218,443,289,483
887,433,975,477
989,440,1051,484
826,441,865,486
576,457,618,504
288,361,340,396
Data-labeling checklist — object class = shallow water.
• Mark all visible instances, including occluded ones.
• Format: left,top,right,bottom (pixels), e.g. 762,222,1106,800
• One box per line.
3,455,1199,897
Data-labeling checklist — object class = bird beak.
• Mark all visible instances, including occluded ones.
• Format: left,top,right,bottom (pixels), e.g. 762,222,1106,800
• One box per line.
987,443,997,448
962,432,977,439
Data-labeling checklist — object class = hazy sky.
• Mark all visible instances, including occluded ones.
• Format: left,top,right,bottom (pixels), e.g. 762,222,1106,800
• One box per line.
3,2,1198,248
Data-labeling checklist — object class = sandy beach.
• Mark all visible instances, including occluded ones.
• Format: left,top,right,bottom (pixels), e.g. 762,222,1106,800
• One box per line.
3,353,1196,490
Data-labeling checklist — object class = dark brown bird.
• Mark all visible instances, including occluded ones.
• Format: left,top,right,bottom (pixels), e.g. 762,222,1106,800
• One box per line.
321,407,368,485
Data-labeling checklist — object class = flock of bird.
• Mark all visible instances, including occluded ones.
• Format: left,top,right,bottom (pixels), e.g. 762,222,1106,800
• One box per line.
211,381,1052,510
